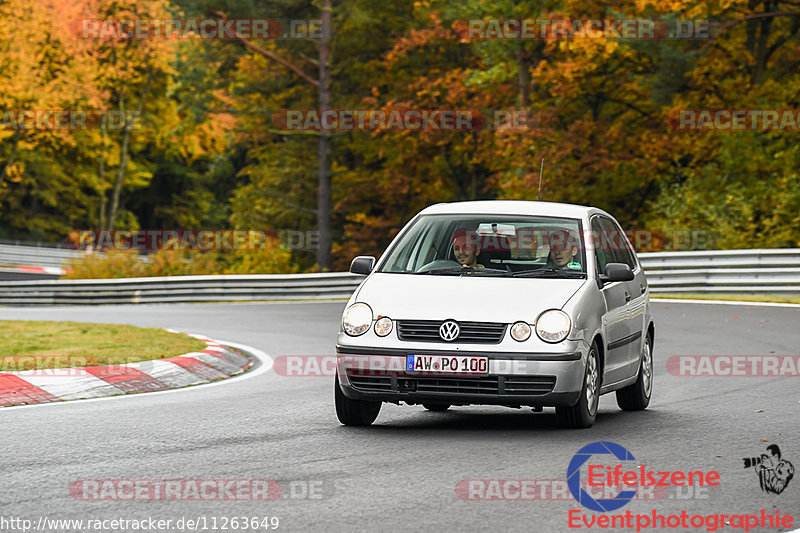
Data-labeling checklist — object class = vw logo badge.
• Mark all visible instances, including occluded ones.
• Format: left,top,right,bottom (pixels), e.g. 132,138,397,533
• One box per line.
439,320,460,342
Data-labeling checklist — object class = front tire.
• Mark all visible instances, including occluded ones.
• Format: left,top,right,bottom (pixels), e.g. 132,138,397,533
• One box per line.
556,343,600,429
334,374,381,426
616,333,653,411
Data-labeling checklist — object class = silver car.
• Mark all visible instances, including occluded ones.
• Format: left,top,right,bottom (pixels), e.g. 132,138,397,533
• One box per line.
334,200,654,428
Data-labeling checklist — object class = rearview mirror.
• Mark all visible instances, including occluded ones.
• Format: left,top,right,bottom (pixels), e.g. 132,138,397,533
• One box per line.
599,262,634,283
350,256,376,275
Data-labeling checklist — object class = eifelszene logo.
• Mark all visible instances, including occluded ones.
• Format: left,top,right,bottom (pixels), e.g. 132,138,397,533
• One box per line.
567,441,721,513
568,442,637,512
743,444,794,494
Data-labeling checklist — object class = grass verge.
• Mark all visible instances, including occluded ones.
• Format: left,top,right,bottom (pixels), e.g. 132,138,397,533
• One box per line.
0,320,207,370
651,293,800,304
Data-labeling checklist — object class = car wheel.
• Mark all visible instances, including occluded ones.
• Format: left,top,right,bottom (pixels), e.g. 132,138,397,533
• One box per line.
334,373,381,426
556,343,600,429
422,403,450,411
616,333,653,411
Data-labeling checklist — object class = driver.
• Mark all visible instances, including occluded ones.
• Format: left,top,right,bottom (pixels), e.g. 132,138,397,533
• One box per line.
451,229,483,268
545,229,579,269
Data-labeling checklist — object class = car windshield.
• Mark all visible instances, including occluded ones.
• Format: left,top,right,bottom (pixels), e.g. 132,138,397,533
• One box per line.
378,214,587,276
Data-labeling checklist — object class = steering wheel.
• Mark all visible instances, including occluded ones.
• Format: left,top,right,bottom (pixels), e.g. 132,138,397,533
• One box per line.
417,259,460,273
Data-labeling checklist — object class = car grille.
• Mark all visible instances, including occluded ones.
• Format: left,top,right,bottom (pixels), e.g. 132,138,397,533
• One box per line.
346,371,556,396
397,320,507,344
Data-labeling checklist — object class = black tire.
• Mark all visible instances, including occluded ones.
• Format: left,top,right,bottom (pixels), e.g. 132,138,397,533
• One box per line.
616,333,653,411
422,403,450,411
556,343,600,429
334,374,381,426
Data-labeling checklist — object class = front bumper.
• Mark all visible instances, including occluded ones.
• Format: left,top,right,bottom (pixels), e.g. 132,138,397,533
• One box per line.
336,345,586,407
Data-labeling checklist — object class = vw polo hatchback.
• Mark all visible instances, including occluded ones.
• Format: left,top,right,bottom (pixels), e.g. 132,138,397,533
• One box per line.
334,201,654,428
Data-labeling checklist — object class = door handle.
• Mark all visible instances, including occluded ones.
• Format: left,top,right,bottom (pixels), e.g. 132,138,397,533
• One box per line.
640,284,646,294
624,291,631,303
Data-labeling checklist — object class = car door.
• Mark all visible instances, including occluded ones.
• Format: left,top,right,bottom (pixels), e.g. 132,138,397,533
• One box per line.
592,215,633,386
603,216,647,380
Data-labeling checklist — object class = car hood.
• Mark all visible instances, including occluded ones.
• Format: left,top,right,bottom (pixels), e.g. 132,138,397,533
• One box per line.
355,273,586,322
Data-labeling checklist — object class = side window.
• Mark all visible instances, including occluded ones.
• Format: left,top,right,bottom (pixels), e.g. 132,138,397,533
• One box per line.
591,217,611,273
599,217,636,269
388,223,435,271
615,221,638,270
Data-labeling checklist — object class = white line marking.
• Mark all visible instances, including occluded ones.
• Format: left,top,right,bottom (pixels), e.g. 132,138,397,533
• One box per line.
652,298,800,308
0,339,272,411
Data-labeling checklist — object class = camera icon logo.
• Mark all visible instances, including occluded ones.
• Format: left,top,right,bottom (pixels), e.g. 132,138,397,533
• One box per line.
743,444,794,495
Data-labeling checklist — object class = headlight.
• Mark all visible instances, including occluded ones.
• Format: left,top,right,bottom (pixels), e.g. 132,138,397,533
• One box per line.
510,321,532,341
374,316,393,337
343,303,372,336
535,310,571,343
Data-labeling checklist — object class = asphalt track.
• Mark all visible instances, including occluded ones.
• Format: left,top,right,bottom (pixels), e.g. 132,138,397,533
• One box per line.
1,301,799,533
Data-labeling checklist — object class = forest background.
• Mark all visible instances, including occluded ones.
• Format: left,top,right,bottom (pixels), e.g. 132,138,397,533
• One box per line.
1,0,798,277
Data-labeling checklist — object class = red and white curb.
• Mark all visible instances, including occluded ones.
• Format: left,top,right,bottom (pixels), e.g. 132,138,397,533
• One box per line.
13,265,68,275
0,265,68,276
0,333,252,407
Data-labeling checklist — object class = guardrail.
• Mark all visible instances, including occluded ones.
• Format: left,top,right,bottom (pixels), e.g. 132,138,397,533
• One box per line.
0,242,86,269
0,273,364,305
0,249,797,305
639,249,800,294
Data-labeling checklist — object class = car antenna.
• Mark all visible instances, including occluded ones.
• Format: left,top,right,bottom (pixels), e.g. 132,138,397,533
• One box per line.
537,157,544,201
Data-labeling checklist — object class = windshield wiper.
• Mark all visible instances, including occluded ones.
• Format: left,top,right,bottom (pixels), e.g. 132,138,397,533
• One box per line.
512,267,586,278
416,266,510,276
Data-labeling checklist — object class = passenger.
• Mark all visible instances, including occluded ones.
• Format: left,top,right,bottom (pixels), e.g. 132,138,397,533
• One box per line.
545,229,579,269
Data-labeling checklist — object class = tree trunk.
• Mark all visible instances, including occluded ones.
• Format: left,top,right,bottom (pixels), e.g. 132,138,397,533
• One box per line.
316,0,332,270
107,94,130,230
107,69,152,230
752,11,773,85
98,123,107,228
1,130,21,180
517,48,530,108
210,9,328,266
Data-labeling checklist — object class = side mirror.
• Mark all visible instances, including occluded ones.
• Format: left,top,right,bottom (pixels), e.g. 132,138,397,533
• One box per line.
350,256,376,275
599,262,634,283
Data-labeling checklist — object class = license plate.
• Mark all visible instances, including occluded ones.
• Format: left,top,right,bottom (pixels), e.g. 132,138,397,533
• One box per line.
406,354,488,375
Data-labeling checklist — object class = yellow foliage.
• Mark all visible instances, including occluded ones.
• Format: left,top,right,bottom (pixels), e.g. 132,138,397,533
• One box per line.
64,242,299,279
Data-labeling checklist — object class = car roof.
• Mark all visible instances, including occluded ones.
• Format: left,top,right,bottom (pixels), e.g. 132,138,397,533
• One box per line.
418,200,607,220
